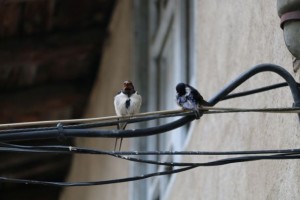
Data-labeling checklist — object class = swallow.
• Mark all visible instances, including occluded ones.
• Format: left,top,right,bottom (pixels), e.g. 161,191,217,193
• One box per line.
176,82,210,119
114,80,142,150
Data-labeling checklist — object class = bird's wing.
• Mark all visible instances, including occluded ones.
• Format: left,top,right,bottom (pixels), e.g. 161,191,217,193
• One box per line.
176,94,181,105
186,84,203,100
130,92,142,113
114,92,128,116
190,88,204,102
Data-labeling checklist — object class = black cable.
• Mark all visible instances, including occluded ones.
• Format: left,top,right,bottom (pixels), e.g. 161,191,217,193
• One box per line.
0,149,299,186
0,115,195,142
1,143,300,167
0,165,197,187
0,81,291,135
1,64,300,141
209,64,300,109
0,82,291,134
113,153,300,167
221,82,288,101
2,142,300,156
0,64,300,186
0,111,195,134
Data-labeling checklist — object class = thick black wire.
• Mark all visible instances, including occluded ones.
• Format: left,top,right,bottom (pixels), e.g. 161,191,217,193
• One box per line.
208,63,300,113
1,64,299,140
0,143,300,186
3,106,300,141
1,64,299,138
0,82,290,134
0,115,196,142
0,111,195,134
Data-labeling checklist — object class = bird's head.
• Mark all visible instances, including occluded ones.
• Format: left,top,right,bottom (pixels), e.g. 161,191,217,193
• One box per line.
122,80,135,95
176,83,186,95
123,80,134,90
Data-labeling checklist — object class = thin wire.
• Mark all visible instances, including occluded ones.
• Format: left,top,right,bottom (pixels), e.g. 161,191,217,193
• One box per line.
221,82,289,100
0,115,196,141
112,153,300,167
0,146,299,186
1,107,300,132
1,142,300,156
0,107,299,142
0,110,195,134
0,109,191,129
201,107,300,114
0,165,197,187
1,143,300,167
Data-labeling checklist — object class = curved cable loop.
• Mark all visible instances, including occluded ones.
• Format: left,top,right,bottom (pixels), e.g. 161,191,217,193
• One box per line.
209,63,300,108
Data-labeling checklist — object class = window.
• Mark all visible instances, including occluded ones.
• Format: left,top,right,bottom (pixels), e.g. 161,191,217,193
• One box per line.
131,0,195,199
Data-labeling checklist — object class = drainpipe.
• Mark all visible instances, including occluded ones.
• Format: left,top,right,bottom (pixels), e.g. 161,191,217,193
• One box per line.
277,0,300,71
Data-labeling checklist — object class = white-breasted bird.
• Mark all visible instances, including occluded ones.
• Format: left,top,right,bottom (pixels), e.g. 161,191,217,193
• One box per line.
114,80,142,150
176,83,210,119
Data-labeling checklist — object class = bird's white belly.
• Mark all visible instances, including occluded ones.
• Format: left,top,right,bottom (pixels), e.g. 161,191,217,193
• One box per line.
181,101,195,109
177,96,195,110
114,93,141,116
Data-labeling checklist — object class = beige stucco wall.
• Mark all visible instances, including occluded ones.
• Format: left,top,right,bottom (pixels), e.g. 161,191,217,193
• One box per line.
167,1,300,200
60,1,133,200
59,1,300,199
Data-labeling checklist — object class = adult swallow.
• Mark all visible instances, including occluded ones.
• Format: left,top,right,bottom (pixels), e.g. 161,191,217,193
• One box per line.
114,80,142,150
176,82,210,119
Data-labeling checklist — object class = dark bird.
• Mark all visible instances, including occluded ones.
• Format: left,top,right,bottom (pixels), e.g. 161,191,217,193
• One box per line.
114,81,142,150
176,82,210,118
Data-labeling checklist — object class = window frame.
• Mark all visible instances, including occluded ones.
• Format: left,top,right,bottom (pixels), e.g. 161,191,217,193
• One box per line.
131,0,196,199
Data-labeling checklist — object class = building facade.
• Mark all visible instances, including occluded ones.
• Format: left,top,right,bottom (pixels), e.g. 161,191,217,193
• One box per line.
61,0,300,199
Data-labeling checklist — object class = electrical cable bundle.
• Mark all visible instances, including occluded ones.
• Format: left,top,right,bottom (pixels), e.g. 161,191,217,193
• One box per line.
0,63,300,186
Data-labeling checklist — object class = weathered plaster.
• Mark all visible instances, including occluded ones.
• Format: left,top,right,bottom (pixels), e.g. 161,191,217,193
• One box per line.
167,1,300,199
